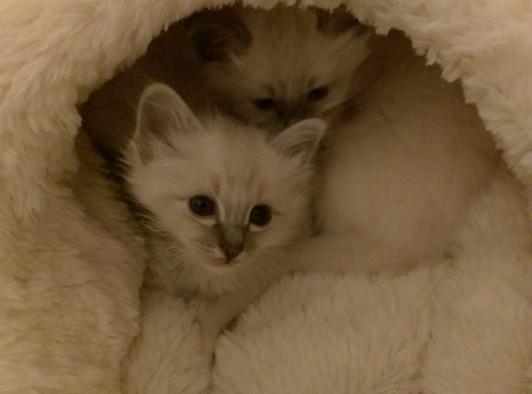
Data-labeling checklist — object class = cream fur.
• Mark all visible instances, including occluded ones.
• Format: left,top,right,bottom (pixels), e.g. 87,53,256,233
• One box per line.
0,1,531,393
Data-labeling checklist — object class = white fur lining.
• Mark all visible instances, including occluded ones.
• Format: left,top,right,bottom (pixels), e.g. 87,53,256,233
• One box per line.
0,1,530,393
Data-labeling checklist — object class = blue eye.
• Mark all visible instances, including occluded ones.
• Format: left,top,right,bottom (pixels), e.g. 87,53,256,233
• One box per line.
254,98,276,111
189,196,215,217
249,205,271,226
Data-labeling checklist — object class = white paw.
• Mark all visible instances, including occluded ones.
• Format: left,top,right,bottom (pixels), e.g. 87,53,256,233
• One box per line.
187,298,223,355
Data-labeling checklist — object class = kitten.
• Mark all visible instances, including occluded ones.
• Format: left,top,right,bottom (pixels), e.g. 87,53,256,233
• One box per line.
291,34,500,275
122,83,326,350
82,5,370,160
187,4,372,131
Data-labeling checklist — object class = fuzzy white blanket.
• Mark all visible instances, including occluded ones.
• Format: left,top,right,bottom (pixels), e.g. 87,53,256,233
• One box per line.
1,1,531,393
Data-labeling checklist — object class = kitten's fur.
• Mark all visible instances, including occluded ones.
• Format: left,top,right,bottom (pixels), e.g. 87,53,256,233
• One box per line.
123,84,325,349
81,5,370,158
291,34,501,274
188,5,372,130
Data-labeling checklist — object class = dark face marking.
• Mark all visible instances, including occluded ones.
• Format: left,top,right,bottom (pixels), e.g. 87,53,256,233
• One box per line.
274,102,307,126
186,9,252,63
253,83,330,127
216,224,245,263
314,5,367,36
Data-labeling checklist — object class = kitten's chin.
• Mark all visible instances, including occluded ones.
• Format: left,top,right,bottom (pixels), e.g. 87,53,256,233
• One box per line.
202,256,246,273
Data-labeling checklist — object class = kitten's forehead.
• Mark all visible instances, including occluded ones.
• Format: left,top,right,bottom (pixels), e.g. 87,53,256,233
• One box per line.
240,7,367,92
214,173,260,223
188,117,300,214
138,115,312,225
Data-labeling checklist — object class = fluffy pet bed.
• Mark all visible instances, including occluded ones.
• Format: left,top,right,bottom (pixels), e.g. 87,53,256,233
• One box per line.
1,1,531,393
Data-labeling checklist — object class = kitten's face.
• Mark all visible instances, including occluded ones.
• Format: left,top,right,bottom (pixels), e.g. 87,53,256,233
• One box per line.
187,5,372,130
125,84,325,276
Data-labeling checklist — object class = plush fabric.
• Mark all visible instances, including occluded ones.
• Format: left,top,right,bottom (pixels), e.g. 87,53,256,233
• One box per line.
0,1,531,393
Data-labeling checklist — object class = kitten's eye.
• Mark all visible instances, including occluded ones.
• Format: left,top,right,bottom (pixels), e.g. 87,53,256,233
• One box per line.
307,86,329,102
253,98,276,111
189,196,216,217
249,204,271,226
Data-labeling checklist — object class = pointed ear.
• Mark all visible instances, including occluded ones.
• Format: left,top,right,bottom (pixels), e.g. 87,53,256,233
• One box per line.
186,9,251,62
315,6,367,37
132,83,200,162
271,119,327,163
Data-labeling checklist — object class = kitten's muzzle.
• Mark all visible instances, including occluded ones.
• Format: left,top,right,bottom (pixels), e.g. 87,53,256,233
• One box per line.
217,225,245,263
276,103,308,127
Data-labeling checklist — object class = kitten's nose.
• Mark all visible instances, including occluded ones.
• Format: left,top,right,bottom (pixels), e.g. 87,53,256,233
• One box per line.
218,226,245,263
221,244,244,262
277,104,306,127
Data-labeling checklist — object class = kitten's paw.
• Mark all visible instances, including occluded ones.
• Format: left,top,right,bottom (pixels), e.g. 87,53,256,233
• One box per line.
187,298,222,355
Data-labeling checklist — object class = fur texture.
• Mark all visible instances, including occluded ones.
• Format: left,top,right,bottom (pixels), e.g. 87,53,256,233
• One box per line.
123,84,324,298
188,5,372,130
81,4,371,159
0,1,531,393
299,35,499,274
122,84,325,356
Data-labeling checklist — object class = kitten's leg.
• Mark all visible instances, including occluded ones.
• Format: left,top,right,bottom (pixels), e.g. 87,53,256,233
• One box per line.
192,267,282,355
192,293,252,354
124,288,211,394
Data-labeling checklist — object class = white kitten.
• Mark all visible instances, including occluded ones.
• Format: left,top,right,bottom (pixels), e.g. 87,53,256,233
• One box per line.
122,83,326,349
186,4,372,130
293,35,500,274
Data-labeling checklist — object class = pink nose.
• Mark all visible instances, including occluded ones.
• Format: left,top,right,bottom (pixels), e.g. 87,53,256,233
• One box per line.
218,225,245,263
222,244,243,263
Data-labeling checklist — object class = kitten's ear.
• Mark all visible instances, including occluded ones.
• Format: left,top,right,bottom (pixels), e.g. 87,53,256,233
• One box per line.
272,119,327,164
315,6,367,36
132,83,200,162
186,9,251,62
